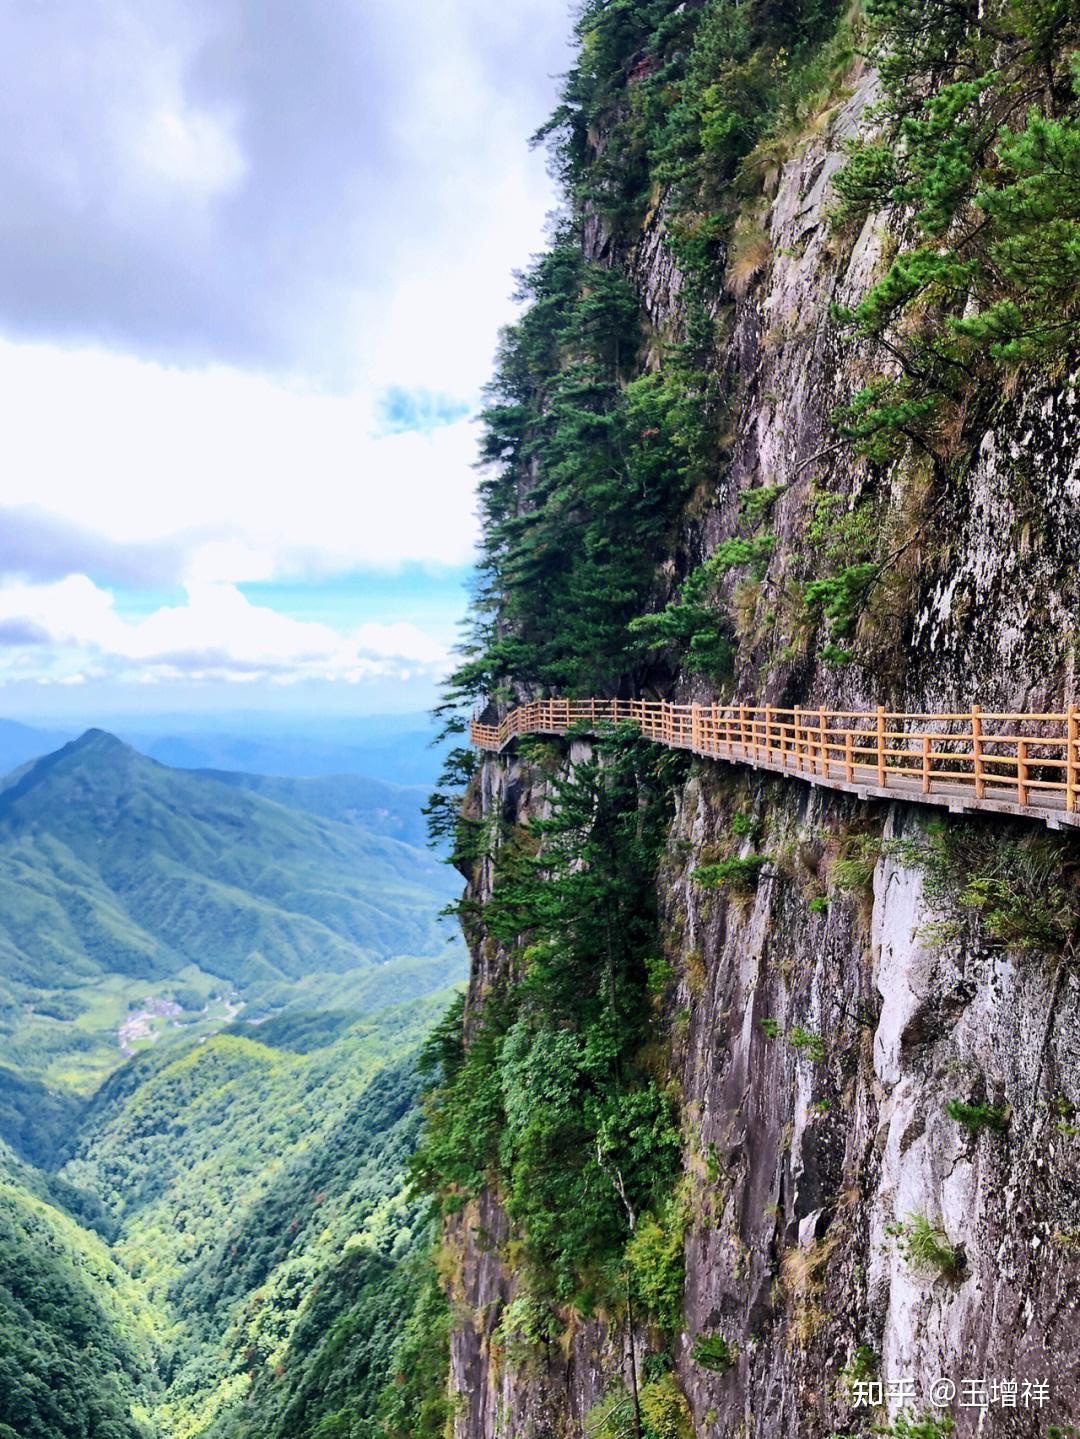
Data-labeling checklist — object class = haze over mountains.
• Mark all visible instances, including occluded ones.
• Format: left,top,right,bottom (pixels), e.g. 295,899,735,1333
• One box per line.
200,768,432,848
0,711,448,786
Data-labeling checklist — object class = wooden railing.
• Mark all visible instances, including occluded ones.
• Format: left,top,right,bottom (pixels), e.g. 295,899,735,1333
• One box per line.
471,698,1080,828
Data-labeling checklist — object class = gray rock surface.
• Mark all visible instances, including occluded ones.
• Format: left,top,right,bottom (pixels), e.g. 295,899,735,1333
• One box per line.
448,47,1080,1439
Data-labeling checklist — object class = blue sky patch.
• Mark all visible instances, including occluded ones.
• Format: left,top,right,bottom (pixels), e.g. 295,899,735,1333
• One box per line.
376,387,473,435
239,564,473,644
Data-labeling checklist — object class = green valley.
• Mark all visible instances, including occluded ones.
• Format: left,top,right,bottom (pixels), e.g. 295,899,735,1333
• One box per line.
0,731,463,1439
0,730,462,1113
0,1154,161,1439
0,997,450,1439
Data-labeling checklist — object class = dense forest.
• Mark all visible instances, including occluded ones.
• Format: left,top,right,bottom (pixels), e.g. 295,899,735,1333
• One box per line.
0,1002,452,1439
0,736,463,1439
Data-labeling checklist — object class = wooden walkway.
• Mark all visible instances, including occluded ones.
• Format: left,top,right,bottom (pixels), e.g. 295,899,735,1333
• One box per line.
471,698,1080,831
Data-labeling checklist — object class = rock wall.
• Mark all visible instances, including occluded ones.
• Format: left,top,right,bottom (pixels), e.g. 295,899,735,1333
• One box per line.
446,43,1080,1439
451,753,1079,1436
664,776,1080,1439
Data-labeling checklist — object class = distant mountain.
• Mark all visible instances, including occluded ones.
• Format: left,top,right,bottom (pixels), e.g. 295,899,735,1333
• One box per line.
130,725,448,785
0,716,73,775
193,768,433,848
0,730,463,1118
0,712,449,785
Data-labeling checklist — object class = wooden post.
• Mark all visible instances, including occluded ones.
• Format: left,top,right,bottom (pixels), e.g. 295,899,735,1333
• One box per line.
711,701,719,757
845,730,854,783
971,705,985,799
739,703,747,754
691,702,701,754
876,706,886,787
765,704,774,762
818,706,828,777
794,706,802,771
921,733,931,795
1017,737,1029,807
1067,704,1078,814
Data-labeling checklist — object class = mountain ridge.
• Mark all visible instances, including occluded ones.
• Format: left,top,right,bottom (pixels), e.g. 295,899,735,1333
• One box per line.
0,730,462,1127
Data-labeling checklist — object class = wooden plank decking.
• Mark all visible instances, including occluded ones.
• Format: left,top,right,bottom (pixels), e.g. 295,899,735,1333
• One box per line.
470,698,1080,831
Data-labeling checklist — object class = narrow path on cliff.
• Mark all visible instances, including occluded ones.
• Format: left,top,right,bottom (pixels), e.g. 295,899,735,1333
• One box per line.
471,698,1080,831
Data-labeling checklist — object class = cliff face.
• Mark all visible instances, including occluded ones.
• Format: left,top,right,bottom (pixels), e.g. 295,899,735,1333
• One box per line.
452,772,1080,1437
666,783,1080,1438
439,12,1080,1438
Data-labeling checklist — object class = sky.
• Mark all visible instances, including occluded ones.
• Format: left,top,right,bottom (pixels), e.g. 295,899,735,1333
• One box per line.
0,0,572,718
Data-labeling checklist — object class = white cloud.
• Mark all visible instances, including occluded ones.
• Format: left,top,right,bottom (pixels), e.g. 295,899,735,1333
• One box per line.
0,339,481,576
0,314,484,698
131,105,246,198
0,576,121,648
0,575,448,688
0,0,572,704
0,0,570,375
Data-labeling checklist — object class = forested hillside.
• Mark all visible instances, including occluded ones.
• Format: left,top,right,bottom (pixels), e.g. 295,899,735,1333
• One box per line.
0,1154,160,1439
416,0,1080,1436
0,730,461,1120
0,995,452,1439
0,731,462,1439
63,996,449,1439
